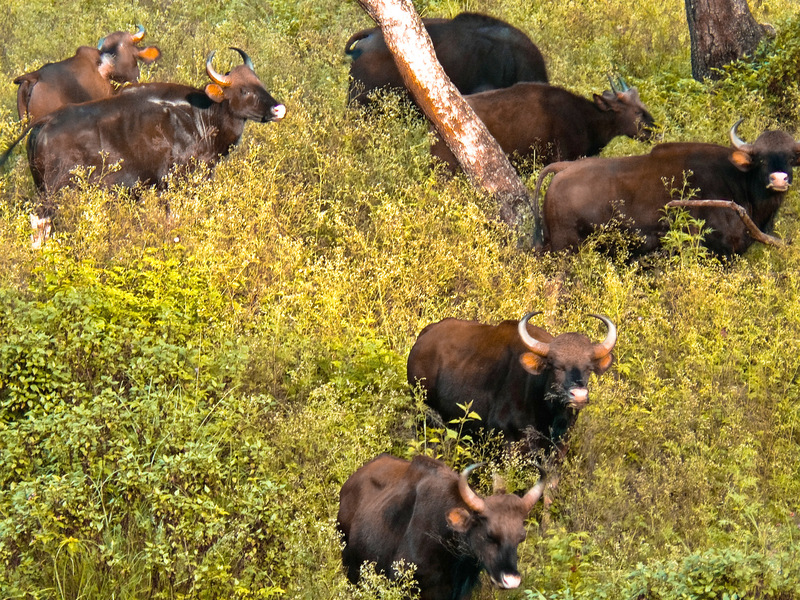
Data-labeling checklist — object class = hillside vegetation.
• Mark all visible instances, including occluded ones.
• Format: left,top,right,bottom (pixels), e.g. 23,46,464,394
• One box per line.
1,0,800,598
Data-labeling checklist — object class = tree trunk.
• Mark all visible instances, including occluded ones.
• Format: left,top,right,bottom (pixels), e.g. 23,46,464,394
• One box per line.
354,0,531,228
685,0,765,81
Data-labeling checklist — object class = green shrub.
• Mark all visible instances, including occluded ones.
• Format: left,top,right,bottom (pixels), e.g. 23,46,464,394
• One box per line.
721,13,800,125
625,548,800,600
2,0,800,598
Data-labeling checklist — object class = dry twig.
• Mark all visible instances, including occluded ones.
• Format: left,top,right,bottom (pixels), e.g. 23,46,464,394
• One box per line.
666,199,785,248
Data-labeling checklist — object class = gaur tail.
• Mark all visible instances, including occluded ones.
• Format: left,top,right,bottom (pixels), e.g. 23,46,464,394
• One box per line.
13,74,37,123
530,161,574,250
344,31,371,59
0,120,37,169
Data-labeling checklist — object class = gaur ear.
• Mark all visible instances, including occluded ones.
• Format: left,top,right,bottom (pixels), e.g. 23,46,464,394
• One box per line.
593,353,614,375
519,352,546,375
730,150,753,171
205,83,226,103
138,46,161,63
593,93,612,111
446,508,472,533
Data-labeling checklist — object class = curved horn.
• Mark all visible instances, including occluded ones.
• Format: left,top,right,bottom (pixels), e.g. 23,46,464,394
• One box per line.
206,51,232,87
730,119,752,153
229,47,255,71
458,463,486,514
607,73,618,94
131,24,146,43
588,314,617,359
618,76,630,92
97,36,106,50
521,465,547,513
518,312,550,358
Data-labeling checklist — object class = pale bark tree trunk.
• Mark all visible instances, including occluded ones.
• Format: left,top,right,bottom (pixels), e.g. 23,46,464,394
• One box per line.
354,0,531,228
685,0,765,81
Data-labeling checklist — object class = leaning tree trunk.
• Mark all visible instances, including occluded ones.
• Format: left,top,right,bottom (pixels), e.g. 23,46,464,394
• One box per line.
354,0,531,228
685,0,765,81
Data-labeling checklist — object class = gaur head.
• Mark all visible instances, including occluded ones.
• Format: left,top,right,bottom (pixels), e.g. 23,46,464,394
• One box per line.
517,312,616,411
205,48,286,122
97,25,161,85
446,463,546,590
729,118,800,193
594,76,655,142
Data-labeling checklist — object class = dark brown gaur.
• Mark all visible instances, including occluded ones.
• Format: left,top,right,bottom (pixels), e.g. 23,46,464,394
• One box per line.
0,48,284,211
345,12,548,106
338,453,547,599
407,312,617,455
13,25,161,121
430,80,655,172
538,120,800,255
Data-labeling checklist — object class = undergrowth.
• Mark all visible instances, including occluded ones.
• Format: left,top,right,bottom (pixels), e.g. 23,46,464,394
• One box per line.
1,0,800,599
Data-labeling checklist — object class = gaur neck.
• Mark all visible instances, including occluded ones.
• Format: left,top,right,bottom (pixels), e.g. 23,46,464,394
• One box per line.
586,107,625,156
449,555,481,600
197,100,247,157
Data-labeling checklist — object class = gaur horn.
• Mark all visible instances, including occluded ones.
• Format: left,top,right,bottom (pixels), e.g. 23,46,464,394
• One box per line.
521,463,548,513
730,119,753,153
229,47,255,71
206,51,232,87
518,311,550,358
607,74,630,94
458,463,487,514
607,73,618,94
131,24,146,43
589,314,617,359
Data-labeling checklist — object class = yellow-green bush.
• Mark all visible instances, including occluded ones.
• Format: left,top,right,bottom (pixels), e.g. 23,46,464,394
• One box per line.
1,1,800,599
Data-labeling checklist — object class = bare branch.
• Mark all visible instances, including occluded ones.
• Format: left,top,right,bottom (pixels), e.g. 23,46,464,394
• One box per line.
666,199,785,247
